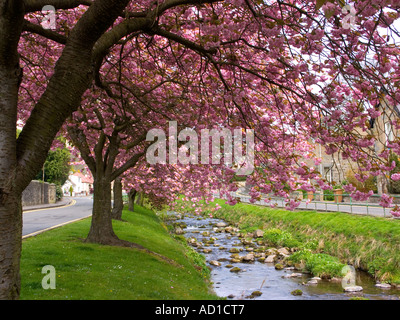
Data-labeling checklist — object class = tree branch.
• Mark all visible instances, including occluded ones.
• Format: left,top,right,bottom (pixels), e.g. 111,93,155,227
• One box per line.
92,0,222,64
67,126,97,173
22,19,67,44
150,26,218,55
111,150,145,181
92,17,151,63
23,0,92,13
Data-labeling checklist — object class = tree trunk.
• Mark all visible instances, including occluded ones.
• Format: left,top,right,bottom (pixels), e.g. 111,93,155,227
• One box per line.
111,177,123,220
0,0,24,299
128,189,136,212
0,193,22,300
0,71,22,300
86,175,119,245
136,192,145,206
0,73,22,299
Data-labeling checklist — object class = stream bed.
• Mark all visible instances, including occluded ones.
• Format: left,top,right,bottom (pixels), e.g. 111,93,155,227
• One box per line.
170,212,400,300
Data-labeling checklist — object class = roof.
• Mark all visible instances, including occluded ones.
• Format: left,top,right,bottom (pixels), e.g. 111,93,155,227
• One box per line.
72,172,94,184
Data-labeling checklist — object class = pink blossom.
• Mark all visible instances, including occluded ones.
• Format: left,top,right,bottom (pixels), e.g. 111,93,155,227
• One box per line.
379,194,393,208
351,190,373,202
286,199,300,211
391,206,400,218
391,173,400,181
343,184,356,194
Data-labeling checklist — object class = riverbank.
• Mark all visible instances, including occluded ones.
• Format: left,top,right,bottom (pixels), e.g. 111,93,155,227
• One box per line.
188,199,400,286
20,205,218,299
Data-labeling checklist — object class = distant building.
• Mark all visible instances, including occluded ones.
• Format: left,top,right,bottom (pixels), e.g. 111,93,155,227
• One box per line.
62,171,94,196
305,98,400,195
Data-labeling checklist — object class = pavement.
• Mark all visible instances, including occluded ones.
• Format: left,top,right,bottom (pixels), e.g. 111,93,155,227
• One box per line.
22,196,93,239
232,190,397,219
23,197,74,212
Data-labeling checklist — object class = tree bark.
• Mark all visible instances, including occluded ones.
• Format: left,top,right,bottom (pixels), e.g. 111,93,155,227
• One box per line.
0,193,22,300
0,0,24,300
136,192,145,206
128,189,136,212
85,174,119,244
111,177,124,220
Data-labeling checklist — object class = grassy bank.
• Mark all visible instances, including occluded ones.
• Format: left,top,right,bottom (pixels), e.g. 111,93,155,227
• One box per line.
20,206,218,300
201,199,400,284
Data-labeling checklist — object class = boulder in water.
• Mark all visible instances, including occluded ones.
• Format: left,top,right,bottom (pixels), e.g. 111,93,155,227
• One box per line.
265,255,276,263
209,260,221,267
344,286,363,292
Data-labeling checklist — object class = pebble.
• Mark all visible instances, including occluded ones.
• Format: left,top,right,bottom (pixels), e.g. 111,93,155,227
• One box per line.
242,253,255,262
265,255,276,263
277,247,290,255
209,260,221,267
253,230,264,238
375,283,392,289
344,286,363,292
283,273,303,278
251,290,263,296
291,289,303,296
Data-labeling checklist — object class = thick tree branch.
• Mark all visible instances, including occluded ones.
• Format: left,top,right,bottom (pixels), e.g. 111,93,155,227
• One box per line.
92,17,151,63
0,0,24,65
157,0,221,16
22,19,67,44
150,26,218,55
16,0,131,191
67,126,97,173
93,0,222,64
23,0,92,13
111,150,145,181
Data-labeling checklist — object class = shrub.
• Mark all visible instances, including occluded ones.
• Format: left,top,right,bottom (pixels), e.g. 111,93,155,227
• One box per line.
262,228,283,244
290,249,345,278
55,185,63,201
323,189,334,201
263,228,300,248
345,169,377,193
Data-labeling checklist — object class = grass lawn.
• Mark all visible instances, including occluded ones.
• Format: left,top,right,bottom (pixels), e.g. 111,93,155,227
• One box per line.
197,199,400,283
20,206,218,300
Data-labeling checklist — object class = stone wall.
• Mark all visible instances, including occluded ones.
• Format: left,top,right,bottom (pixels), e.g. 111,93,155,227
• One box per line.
22,180,57,207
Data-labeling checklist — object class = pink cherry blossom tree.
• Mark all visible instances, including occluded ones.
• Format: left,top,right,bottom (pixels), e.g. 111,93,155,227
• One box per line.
1,0,400,300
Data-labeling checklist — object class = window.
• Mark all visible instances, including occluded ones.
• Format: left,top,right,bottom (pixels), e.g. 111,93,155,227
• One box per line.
385,122,395,143
324,166,333,182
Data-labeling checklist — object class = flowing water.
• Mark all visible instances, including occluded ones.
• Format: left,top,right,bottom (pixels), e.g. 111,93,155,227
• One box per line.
170,213,400,300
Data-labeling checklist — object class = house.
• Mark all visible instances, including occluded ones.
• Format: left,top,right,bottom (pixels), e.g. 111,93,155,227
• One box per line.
305,97,400,195
62,171,94,196
369,97,400,194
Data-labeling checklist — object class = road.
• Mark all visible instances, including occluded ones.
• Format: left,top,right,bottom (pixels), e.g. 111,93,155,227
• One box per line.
22,196,93,238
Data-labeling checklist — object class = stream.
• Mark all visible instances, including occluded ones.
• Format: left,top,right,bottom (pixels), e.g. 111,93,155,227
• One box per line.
169,212,400,300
